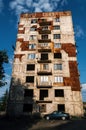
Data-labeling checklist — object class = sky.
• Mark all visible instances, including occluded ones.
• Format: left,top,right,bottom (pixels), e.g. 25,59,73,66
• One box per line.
0,0,86,101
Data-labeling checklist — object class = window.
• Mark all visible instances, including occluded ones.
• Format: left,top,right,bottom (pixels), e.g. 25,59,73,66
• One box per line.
31,19,37,23
54,76,63,83
26,76,34,83
40,43,48,47
29,44,36,49
54,53,62,58
58,104,65,112
29,35,36,40
53,25,60,30
42,35,48,40
41,76,48,82
42,26,48,30
30,27,36,31
53,34,60,39
55,18,60,22
41,53,48,60
43,64,49,70
55,89,64,97
28,53,35,59
54,43,61,48
27,64,35,71
24,89,33,97
54,64,62,70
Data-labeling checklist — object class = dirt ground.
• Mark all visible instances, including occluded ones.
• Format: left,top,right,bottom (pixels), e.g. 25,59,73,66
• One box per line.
0,113,86,130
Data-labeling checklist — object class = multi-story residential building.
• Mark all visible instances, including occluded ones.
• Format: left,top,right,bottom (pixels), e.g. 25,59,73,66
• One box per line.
7,11,83,116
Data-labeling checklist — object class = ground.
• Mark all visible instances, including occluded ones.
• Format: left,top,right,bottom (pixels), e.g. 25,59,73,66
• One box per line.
0,113,86,130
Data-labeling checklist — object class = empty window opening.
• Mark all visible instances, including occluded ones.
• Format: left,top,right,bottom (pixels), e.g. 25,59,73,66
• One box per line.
40,104,46,112
54,53,62,58
41,53,48,60
24,89,33,97
23,104,33,112
27,64,35,71
40,90,48,100
55,89,64,97
26,76,34,83
58,104,65,112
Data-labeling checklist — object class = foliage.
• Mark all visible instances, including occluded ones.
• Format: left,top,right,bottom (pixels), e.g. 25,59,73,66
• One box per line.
0,50,8,87
0,89,9,111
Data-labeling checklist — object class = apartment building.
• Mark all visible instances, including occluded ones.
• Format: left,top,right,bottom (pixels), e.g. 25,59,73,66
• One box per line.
7,11,83,116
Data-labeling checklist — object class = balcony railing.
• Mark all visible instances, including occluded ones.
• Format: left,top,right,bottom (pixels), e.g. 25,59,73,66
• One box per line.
37,81,52,88
38,45,51,52
38,30,51,34
39,21,52,26
37,59,51,63
37,68,52,75
38,39,51,43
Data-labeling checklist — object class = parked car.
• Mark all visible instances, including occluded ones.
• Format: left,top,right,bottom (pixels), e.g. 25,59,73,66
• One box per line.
44,111,70,120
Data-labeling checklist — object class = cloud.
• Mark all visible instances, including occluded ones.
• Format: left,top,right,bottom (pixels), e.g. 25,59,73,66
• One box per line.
81,84,86,102
0,0,4,13
9,0,68,16
75,25,85,39
81,83,86,90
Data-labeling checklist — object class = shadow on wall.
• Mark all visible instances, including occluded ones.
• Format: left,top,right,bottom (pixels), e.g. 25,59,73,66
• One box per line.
6,77,40,118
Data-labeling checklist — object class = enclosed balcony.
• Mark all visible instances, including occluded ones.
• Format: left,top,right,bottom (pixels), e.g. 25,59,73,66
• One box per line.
38,44,51,52
37,81,52,88
37,53,51,63
37,68,52,75
39,30,51,34
39,21,52,26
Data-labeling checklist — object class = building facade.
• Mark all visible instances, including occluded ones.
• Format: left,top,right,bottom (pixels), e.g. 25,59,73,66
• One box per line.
7,11,83,116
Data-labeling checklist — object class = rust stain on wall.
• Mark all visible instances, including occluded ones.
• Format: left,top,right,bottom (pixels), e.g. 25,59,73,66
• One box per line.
62,43,76,57
14,54,25,61
20,41,29,51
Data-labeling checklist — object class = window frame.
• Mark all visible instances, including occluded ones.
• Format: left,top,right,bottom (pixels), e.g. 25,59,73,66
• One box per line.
54,76,63,83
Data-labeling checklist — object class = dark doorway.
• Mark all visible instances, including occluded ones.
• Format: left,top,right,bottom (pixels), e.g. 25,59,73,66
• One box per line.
58,104,65,112
41,53,48,60
23,104,33,112
40,90,48,100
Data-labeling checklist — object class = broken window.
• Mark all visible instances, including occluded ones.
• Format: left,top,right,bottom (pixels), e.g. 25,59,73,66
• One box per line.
31,19,37,23
55,89,64,97
54,64,62,70
41,53,48,60
40,90,48,100
27,64,35,71
42,35,48,40
26,76,34,83
54,76,63,83
58,104,65,112
53,34,60,39
24,89,33,97
54,53,62,58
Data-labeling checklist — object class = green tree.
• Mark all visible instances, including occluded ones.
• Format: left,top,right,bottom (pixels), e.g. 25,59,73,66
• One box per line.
0,50,8,87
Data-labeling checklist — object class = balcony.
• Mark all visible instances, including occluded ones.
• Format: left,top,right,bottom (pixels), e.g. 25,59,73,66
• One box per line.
37,68,52,75
39,21,52,26
39,30,51,34
38,45,51,52
38,39,51,43
37,59,51,63
36,100,52,103
37,81,52,88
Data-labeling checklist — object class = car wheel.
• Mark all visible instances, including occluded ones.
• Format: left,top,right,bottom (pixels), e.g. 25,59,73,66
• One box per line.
62,116,66,120
46,116,50,120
